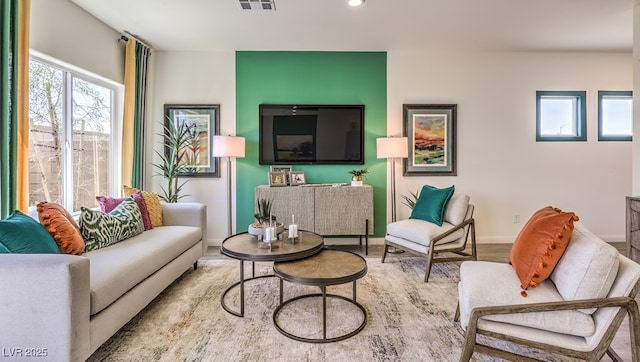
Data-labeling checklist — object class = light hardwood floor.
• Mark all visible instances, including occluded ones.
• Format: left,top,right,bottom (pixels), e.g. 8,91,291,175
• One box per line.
205,242,632,361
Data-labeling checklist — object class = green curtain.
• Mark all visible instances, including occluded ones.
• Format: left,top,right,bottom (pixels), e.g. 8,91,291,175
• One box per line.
0,0,18,219
123,39,150,190
132,42,150,188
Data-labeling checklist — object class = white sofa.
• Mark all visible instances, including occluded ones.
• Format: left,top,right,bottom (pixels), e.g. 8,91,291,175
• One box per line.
0,202,207,362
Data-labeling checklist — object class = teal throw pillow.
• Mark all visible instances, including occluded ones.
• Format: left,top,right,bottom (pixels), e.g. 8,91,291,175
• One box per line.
0,210,60,253
81,197,144,252
409,185,455,226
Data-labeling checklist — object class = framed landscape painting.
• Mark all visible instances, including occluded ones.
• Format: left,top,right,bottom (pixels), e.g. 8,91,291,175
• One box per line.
164,104,220,177
403,104,457,176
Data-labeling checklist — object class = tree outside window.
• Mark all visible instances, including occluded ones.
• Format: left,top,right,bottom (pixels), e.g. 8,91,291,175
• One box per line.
28,57,119,211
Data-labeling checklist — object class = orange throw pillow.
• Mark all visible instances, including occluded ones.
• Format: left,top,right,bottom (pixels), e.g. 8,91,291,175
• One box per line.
509,206,579,297
123,185,163,227
37,201,85,255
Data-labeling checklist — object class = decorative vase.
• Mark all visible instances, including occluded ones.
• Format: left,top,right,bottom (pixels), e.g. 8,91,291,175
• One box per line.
248,221,285,237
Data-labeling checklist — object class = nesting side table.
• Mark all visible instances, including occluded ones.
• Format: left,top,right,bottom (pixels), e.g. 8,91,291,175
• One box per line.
272,249,368,343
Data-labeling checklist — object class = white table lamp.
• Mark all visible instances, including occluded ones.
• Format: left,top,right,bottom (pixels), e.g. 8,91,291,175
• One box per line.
212,135,246,236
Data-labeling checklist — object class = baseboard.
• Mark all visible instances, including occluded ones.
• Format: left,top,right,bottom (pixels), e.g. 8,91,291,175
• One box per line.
208,236,386,247
476,234,626,244
208,235,626,247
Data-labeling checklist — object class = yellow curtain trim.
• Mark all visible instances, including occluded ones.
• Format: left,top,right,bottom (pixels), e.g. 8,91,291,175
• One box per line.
16,0,30,212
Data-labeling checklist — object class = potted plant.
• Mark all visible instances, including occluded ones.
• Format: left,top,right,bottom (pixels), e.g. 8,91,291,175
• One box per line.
152,117,196,203
402,189,420,209
248,198,284,236
348,168,369,186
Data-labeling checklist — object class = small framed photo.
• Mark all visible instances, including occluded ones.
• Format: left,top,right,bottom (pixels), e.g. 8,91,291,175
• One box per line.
269,172,287,187
270,165,293,184
289,171,306,186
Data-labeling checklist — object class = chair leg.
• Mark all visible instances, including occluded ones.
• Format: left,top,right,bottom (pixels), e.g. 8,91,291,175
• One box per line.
469,220,478,261
606,347,623,362
424,246,435,283
628,299,640,362
381,244,389,263
459,325,476,362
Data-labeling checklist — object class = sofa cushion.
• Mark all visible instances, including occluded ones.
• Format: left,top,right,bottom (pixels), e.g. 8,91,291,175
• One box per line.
37,201,85,255
509,206,578,297
124,186,163,227
386,219,464,247
86,225,202,315
410,184,455,226
458,261,596,337
444,193,470,226
551,222,619,314
97,191,153,231
0,210,60,254
81,197,144,252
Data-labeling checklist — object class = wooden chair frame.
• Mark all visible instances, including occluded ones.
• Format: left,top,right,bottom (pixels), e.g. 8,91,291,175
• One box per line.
382,210,477,283
453,282,640,362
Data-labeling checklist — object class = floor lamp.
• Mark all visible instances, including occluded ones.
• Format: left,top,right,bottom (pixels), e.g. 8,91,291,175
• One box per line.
212,135,246,237
377,136,408,252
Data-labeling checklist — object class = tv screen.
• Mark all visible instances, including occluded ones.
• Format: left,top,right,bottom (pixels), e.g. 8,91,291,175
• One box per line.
259,104,364,165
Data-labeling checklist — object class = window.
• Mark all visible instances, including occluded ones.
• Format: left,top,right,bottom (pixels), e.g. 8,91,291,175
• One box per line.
598,90,632,141
28,54,122,212
536,91,587,142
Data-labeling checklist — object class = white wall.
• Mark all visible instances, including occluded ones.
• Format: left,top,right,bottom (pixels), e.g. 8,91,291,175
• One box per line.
388,50,632,242
150,51,236,245
30,0,634,245
30,0,124,83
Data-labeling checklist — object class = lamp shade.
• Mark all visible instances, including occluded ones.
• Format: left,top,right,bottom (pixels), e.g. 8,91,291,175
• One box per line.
376,137,408,159
212,135,245,158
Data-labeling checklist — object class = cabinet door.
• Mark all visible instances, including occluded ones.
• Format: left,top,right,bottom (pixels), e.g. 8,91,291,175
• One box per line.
627,197,640,263
255,186,315,231
314,186,373,235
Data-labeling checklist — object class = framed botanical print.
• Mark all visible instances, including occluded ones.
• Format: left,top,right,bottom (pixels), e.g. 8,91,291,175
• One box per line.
164,104,220,177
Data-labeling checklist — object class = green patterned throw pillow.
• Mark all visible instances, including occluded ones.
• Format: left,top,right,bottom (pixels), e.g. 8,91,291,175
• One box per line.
81,197,144,252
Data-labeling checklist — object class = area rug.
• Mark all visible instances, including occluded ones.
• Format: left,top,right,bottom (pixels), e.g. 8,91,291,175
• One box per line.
87,256,565,362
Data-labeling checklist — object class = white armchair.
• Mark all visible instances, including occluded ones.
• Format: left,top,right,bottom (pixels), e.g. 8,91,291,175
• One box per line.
382,193,476,282
455,222,640,361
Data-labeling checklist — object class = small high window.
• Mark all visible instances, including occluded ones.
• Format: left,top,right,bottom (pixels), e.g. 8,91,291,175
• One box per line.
536,91,587,142
598,90,632,141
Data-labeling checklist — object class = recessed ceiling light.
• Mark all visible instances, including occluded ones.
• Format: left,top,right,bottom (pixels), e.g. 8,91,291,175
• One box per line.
347,0,365,7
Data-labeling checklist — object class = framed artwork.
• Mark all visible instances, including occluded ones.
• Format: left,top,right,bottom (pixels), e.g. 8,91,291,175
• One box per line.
403,104,457,176
269,172,287,187
270,165,293,184
164,104,220,177
289,171,306,186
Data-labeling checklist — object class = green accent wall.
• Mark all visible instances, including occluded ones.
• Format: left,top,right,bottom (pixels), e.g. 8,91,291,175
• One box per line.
236,51,387,237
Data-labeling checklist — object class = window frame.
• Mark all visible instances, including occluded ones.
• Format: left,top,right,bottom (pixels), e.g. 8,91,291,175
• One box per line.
29,51,124,212
598,90,632,142
536,90,587,142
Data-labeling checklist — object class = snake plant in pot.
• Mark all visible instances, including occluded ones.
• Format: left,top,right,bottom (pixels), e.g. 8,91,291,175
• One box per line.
152,117,196,203
249,198,284,237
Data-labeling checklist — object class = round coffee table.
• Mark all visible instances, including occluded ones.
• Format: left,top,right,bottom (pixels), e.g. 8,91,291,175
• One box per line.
272,249,368,343
220,230,324,317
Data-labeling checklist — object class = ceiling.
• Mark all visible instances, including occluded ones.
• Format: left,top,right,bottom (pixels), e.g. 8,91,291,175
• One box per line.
69,0,634,52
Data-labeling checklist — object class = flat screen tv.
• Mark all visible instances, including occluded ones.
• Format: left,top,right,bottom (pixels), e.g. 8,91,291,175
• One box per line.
259,104,364,165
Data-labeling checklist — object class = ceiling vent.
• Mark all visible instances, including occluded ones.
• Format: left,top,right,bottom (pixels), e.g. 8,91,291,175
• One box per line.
238,0,276,11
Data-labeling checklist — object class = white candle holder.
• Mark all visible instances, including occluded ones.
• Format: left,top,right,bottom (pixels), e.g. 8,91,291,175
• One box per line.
287,224,298,243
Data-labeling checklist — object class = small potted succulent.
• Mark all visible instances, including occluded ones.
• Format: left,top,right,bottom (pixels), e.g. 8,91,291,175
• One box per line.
348,168,369,186
248,198,284,237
